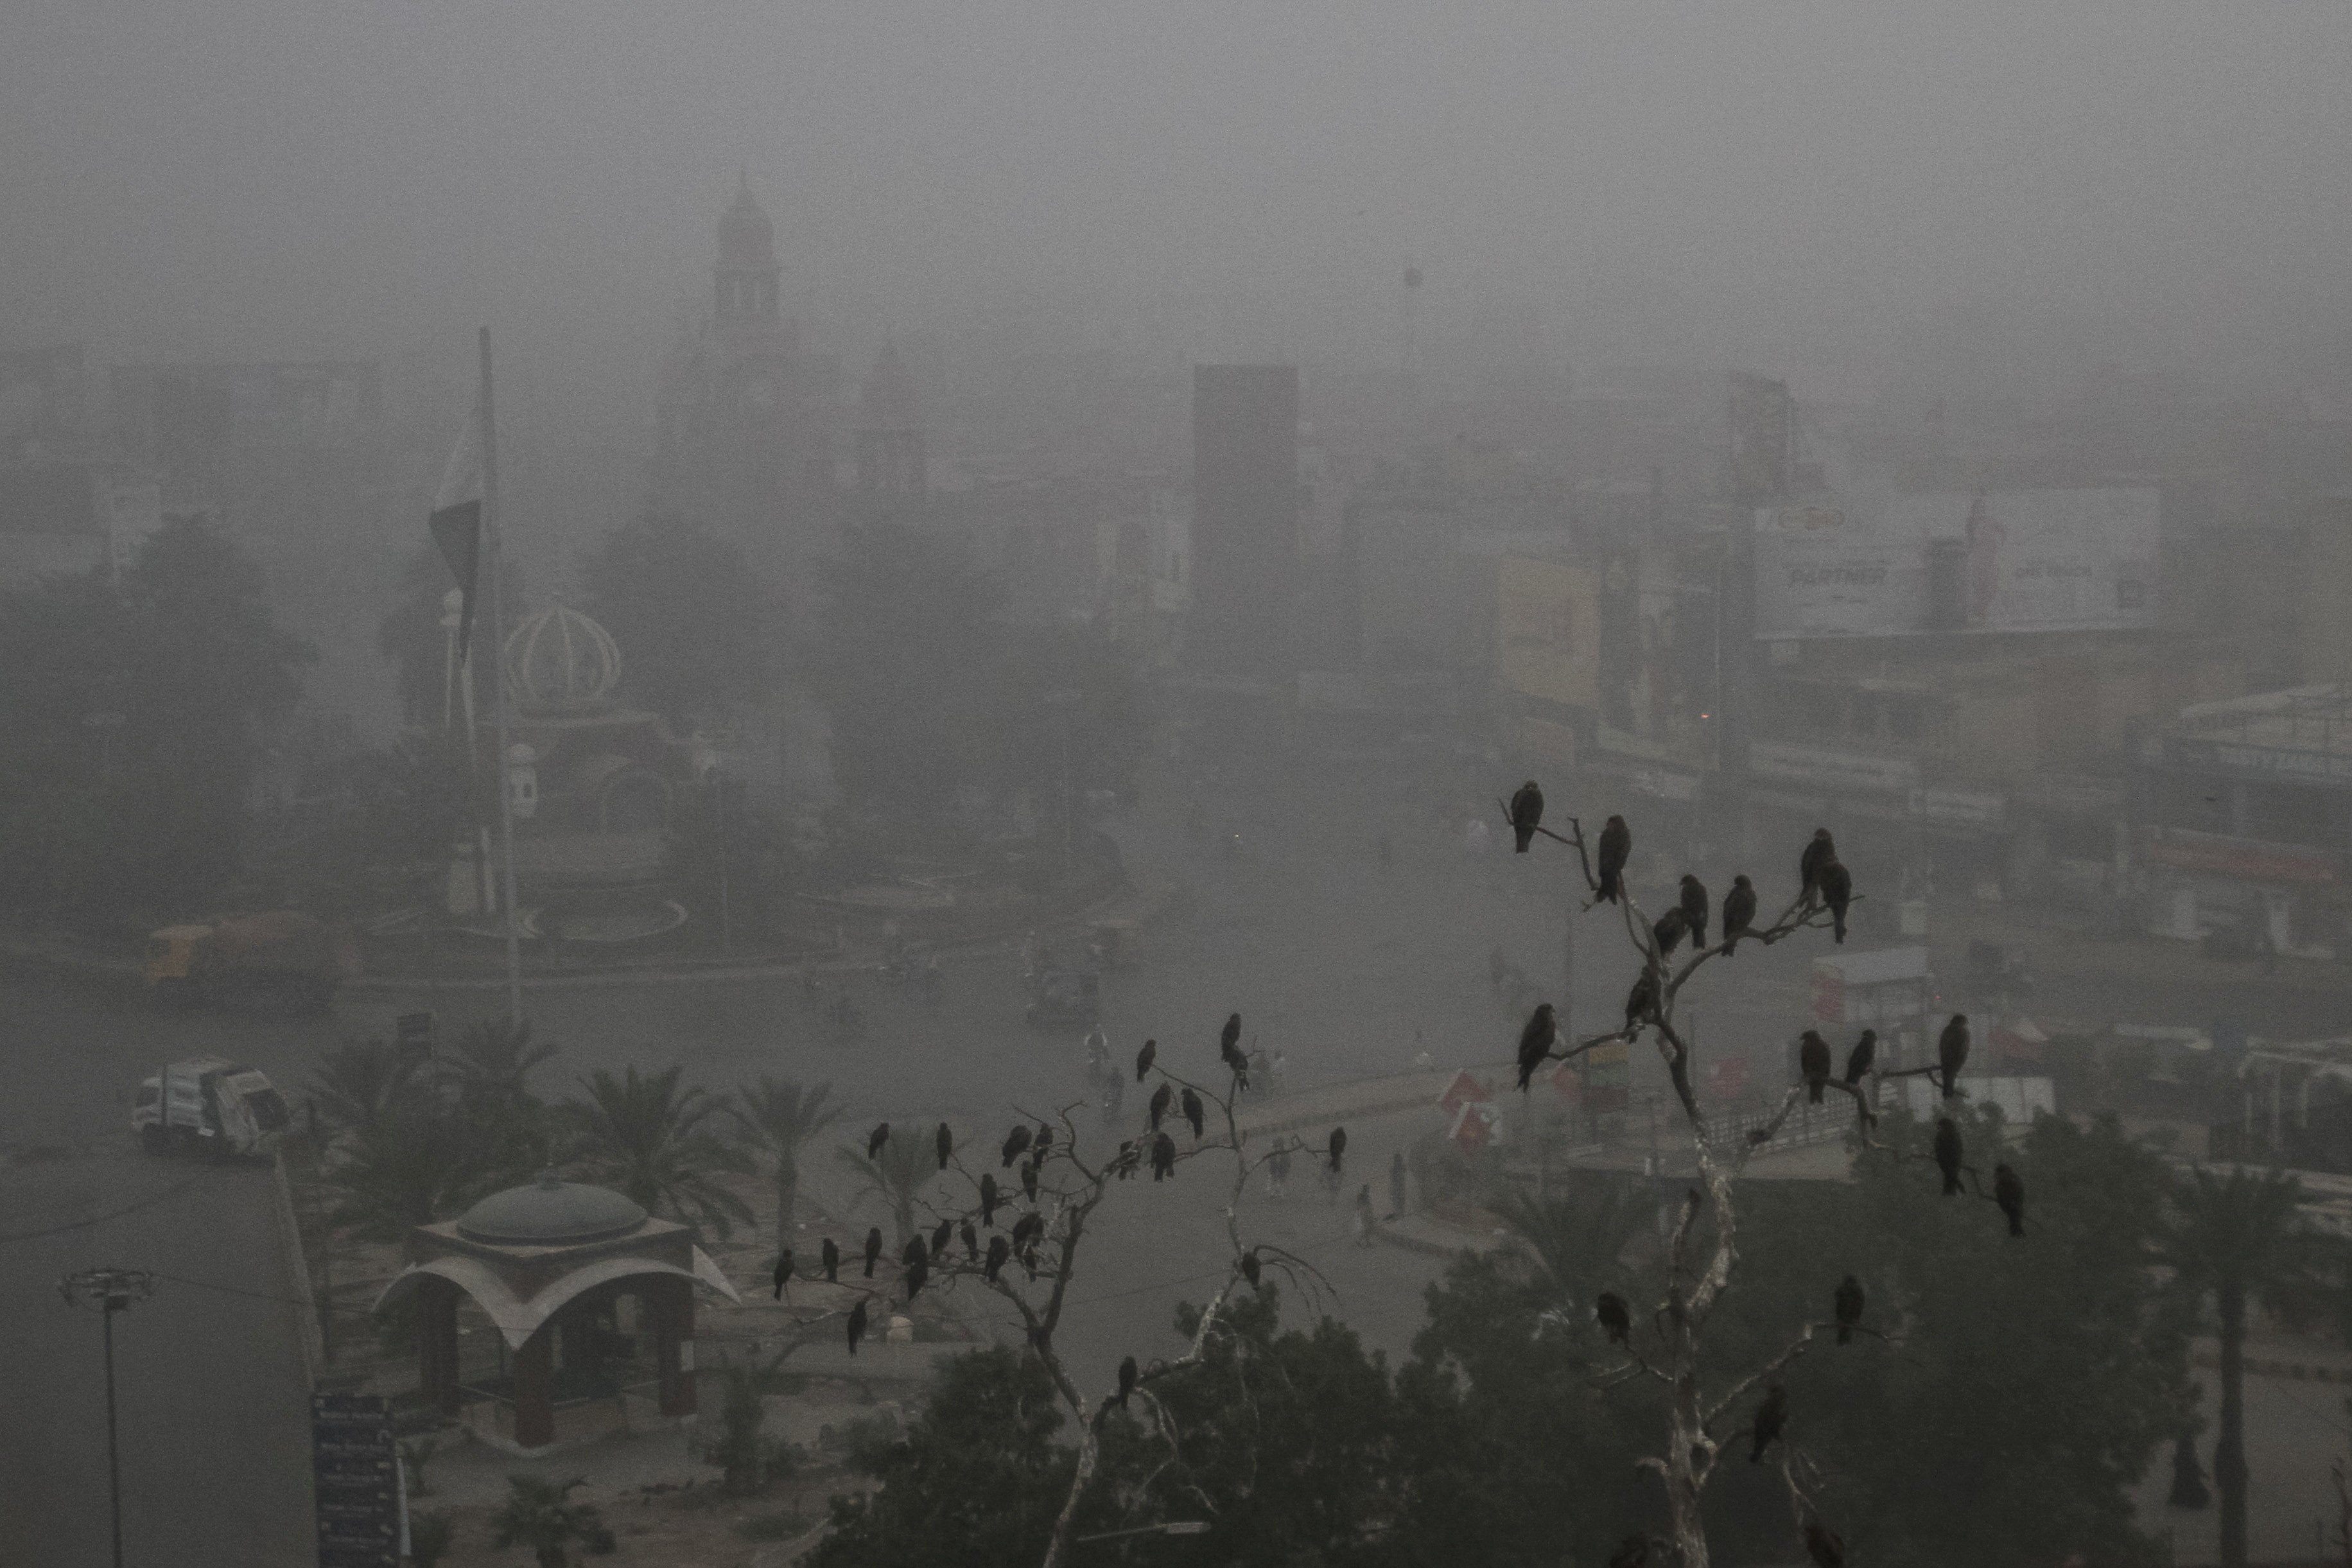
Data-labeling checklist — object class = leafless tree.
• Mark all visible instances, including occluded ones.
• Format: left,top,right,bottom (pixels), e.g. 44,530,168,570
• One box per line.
894,1072,1332,1568
1516,807,1886,1568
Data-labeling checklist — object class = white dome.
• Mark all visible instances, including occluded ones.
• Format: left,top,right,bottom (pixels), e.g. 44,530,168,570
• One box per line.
504,604,622,713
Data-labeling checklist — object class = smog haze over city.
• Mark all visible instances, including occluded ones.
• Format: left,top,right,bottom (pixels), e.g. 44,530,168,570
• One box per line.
8,6,2352,1567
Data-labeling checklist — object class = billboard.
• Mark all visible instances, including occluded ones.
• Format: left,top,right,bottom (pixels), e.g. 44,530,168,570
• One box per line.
1497,555,1601,710
1754,489,2158,639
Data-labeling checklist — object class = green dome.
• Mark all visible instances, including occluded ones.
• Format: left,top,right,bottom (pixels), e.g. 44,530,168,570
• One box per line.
456,1173,648,1246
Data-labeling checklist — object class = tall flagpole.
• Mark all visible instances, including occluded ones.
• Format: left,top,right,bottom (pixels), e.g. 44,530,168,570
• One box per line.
478,327,524,1023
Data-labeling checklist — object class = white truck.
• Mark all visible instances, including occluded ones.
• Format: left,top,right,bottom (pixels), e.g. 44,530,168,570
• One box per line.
134,1058,292,1158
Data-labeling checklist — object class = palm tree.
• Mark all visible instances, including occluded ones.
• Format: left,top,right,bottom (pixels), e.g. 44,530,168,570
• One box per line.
489,1476,611,1568
306,1040,423,1138
833,1131,938,1247
727,1076,843,1248
2166,1165,2329,1568
566,1064,754,1239
1492,1171,1659,1298
443,1016,559,1111
325,1103,494,1241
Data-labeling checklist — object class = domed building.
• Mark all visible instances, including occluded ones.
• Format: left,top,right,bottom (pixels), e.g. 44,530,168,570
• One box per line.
481,603,694,893
374,1172,740,1452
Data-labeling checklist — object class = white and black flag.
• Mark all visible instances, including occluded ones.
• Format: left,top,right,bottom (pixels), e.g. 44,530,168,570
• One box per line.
428,405,482,663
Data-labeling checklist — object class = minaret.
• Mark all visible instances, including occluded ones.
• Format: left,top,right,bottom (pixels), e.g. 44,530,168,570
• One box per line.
713,170,780,331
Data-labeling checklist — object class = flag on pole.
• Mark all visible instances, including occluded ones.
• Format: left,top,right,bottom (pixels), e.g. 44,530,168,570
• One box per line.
428,402,483,664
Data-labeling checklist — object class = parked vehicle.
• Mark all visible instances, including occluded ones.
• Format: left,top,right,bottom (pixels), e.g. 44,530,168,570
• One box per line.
134,1058,292,1158
146,912,359,1010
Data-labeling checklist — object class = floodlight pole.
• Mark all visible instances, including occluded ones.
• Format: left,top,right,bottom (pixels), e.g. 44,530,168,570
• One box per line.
479,327,524,1023
61,1267,155,1568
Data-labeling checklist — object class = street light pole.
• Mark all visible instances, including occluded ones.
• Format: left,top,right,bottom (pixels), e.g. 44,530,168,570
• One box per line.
60,1267,155,1568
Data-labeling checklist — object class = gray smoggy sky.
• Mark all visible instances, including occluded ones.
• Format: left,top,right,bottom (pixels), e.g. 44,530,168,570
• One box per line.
6,1,2352,408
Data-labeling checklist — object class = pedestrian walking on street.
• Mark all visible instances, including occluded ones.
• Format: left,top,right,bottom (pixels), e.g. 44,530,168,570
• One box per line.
1388,1150,1409,1219
1354,1183,1377,1246
1267,1137,1292,1198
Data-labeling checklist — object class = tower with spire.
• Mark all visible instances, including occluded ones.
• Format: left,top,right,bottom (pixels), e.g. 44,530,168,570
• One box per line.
649,173,840,591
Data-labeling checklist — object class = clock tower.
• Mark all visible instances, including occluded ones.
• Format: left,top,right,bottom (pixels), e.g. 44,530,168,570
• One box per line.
650,173,840,596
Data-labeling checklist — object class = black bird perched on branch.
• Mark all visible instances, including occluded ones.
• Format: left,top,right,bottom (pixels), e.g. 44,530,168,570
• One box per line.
1803,1517,1846,1568
1220,1013,1250,1088
1843,1029,1876,1086
1607,1535,1652,1568
1596,1291,1631,1345
1680,875,1709,947
1834,1274,1864,1345
1800,828,1836,908
867,1122,890,1161
1799,1031,1833,1103
902,1235,928,1300
960,1219,978,1260
1151,1132,1177,1181
979,1173,1001,1227
930,1218,952,1259
1938,1014,1970,1100
1995,1162,2026,1236
1510,780,1544,852
1596,815,1632,903
1111,1140,1139,1180
1148,1083,1173,1132
1750,1384,1788,1462
1624,968,1658,1032
935,1122,952,1171
1034,1124,1053,1155
1180,1087,1205,1139
1327,1126,1348,1175
1652,906,1689,957
1020,1157,1039,1205
1241,1248,1261,1289
1135,1038,1156,1081
1720,874,1757,954
819,1236,842,1284
846,1298,868,1356
1818,857,1852,943
984,1233,1010,1282
1001,1126,1032,1168
1517,1003,1558,1092
1934,1117,1964,1196
1116,1354,1138,1406
771,1250,792,1301
862,1226,883,1277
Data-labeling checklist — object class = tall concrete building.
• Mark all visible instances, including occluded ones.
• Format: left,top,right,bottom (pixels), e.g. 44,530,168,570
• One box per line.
1189,365,1300,683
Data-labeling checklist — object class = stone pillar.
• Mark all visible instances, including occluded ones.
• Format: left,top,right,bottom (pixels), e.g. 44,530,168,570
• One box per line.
417,1276,462,1416
652,1276,697,1418
512,1327,554,1449
558,1295,601,1383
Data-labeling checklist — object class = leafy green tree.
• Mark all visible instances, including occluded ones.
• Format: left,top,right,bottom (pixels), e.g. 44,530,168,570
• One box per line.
2164,1163,2330,1568
489,1475,611,1568
811,1348,1072,1568
406,1510,455,1568
0,516,314,922
578,514,769,725
832,1129,937,1248
566,1064,754,1237
810,522,1147,833
727,1077,842,1246
705,1347,797,1495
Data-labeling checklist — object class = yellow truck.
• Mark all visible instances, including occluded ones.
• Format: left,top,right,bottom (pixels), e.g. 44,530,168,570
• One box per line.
145,912,359,1011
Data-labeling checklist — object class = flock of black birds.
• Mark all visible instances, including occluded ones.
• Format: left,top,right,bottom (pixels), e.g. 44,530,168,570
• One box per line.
1509,782,2037,1566
759,1013,1346,1366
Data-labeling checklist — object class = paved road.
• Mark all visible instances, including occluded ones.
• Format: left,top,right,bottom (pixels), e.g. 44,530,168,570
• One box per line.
0,1149,315,1567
